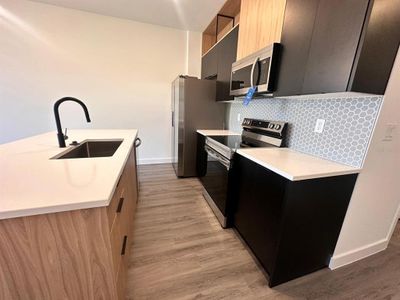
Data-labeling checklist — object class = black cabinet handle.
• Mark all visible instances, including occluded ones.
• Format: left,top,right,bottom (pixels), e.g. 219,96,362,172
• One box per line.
121,235,128,255
116,197,124,213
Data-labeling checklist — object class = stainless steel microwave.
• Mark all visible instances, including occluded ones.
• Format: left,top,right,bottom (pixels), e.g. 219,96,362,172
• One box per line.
230,43,281,96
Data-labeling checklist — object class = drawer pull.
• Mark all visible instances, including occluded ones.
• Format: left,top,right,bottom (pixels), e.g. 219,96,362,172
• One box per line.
121,235,128,255
116,197,124,213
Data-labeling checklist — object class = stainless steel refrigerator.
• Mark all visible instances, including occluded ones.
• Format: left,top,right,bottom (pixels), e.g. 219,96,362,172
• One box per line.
171,76,225,177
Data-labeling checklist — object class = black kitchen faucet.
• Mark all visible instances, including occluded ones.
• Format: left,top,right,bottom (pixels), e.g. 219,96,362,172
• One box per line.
53,97,91,148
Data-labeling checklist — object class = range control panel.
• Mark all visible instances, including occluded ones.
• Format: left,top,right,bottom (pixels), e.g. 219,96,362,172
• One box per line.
242,118,287,135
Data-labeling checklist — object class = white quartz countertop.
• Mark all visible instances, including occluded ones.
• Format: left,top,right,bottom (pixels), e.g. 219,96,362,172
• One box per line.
0,129,138,220
197,129,240,136
236,148,361,181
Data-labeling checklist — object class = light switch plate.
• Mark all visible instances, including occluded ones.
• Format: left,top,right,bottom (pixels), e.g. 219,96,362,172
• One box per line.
314,119,325,133
237,113,241,122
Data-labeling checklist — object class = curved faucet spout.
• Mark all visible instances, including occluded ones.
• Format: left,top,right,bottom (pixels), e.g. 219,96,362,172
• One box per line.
53,97,91,148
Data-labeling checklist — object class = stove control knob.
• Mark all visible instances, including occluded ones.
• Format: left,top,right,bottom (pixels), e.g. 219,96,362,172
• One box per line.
269,123,275,129
275,125,281,130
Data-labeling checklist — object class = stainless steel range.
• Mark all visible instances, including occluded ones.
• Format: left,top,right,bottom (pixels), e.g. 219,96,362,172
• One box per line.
200,118,287,228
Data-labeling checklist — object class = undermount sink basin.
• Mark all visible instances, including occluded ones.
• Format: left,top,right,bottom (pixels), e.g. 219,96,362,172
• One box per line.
54,140,123,159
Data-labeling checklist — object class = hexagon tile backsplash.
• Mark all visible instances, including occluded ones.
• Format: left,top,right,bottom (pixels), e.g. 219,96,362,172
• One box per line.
227,95,383,168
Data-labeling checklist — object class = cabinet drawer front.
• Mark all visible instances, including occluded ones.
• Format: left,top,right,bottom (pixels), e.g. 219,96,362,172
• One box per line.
107,176,125,230
110,207,124,274
108,143,138,282
116,249,128,300
110,184,134,276
120,171,137,239
110,187,129,273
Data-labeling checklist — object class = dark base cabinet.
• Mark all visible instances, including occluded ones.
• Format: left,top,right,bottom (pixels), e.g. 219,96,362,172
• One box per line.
196,133,207,177
233,155,358,287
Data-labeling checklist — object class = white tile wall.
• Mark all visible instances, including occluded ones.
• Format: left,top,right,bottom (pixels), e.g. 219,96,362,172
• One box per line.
227,95,383,168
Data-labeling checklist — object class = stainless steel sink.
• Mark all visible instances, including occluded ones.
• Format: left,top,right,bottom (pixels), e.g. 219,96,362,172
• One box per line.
53,140,123,159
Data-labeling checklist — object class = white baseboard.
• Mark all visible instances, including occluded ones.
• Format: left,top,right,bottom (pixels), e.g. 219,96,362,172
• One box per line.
138,157,172,165
329,239,388,270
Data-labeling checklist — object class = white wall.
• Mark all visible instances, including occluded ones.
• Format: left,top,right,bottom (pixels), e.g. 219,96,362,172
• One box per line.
186,31,202,76
0,0,201,164
330,48,400,268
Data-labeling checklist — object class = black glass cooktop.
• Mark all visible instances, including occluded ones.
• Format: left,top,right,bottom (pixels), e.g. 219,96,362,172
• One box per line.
209,135,243,149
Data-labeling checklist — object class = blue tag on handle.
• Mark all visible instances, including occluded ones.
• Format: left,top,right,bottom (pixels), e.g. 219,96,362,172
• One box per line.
243,87,257,106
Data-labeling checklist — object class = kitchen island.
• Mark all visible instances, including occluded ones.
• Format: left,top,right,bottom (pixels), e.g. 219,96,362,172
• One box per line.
0,129,139,299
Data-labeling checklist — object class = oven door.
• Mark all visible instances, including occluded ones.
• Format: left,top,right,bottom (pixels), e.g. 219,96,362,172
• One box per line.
201,145,231,226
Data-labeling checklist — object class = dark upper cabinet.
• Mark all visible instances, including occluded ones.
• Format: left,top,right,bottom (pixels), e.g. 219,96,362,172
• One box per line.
275,0,400,96
216,26,239,101
349,0,400,94
201,46,218,80
301,0,369,94
273,0,319,96
201,26,239,101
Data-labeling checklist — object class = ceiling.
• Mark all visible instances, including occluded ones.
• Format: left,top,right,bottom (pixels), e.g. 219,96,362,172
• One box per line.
30,0,226,31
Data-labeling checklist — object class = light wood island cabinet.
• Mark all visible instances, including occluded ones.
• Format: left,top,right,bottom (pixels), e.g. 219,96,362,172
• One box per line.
0,143,138,300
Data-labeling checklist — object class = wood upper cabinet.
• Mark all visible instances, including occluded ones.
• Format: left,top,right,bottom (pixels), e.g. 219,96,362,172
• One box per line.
202,0,241,55
0,143,139,300
236,0,286,60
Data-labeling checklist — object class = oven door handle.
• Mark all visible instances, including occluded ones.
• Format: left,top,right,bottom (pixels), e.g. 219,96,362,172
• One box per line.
205,145,231,170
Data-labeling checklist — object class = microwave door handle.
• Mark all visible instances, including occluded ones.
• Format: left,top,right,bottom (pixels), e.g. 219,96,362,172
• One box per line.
250,57,260,87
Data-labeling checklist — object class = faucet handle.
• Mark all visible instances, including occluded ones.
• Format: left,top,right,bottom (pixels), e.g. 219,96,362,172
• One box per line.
64,128,68,140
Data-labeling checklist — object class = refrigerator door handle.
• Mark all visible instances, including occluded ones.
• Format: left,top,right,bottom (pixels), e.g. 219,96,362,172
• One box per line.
172,111,174,127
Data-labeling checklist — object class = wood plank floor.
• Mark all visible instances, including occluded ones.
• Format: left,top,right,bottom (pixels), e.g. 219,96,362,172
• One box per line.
126,164,400,300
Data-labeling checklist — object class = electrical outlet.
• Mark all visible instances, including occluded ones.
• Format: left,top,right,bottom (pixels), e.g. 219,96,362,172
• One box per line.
237,113,241,122
383,123,397,141
314,119,325,133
